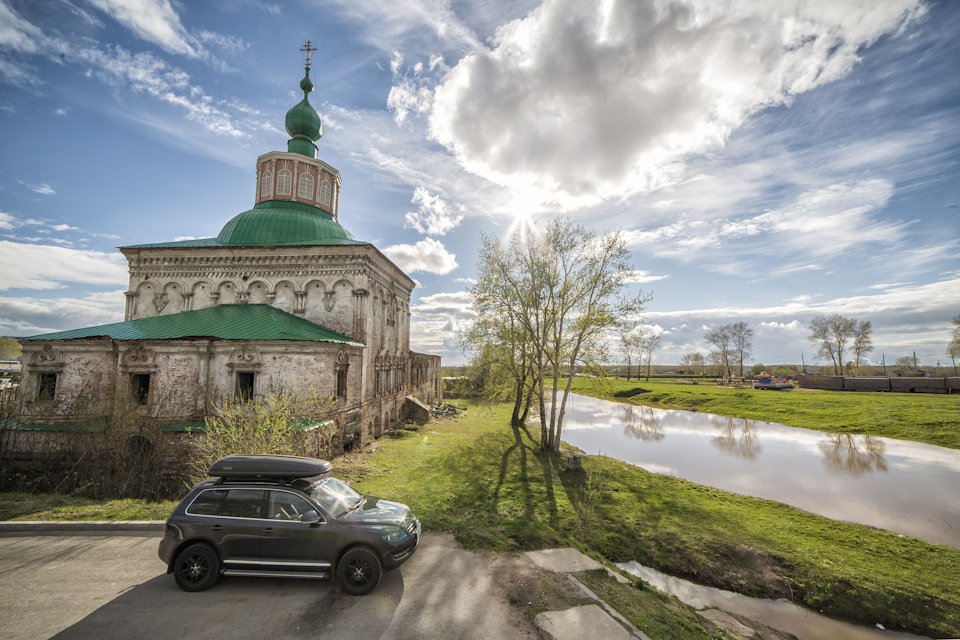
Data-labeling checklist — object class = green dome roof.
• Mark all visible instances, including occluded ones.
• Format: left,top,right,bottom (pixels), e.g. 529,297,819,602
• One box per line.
216,200,358,246
285,67,322,157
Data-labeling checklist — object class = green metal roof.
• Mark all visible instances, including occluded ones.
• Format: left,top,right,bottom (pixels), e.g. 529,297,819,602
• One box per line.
121,200,368,250
217,200,359,246
20,304,364,345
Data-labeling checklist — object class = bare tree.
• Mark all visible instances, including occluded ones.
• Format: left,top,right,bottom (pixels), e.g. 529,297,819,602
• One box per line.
638,331,662,381
808,314,858,374
705,325,734,379
729,322,754,377
620,330,640,380
680,352,705,376
851,320,874,376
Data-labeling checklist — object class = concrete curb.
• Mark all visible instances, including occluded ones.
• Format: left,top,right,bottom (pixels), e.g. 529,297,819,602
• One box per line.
0,521,165,535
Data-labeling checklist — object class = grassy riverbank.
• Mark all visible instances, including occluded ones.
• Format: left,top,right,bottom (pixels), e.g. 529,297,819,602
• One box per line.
334,402,959,638
3,399,958,637
570,377,960,449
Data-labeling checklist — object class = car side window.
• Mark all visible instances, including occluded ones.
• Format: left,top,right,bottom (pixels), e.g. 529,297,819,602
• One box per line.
219,489,265,519
267,491,318,521
186,489,227,516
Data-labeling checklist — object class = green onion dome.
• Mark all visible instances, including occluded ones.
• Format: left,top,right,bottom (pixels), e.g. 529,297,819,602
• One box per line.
285,67,322,157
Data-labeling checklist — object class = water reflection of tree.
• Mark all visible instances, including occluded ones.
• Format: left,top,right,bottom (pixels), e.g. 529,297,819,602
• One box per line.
619,404,665,441
819,434,887,474
711,416,762,460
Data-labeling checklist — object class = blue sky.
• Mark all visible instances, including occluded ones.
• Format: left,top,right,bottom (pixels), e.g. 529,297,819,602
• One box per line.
1,0,958,368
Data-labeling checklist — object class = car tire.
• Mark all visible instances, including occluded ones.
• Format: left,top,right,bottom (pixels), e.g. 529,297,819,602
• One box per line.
173,543,221,592
337,546,382,596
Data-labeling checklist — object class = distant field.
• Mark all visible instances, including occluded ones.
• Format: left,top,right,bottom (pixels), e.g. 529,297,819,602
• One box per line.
569,377,960,450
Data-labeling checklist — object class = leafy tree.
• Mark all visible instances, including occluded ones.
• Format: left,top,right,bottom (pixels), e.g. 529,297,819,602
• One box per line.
948,313,960,375
0,337,21,361
808,314,858,374
705,325,734,378
463,261,536,426
467,217,649,451
851,320,874,376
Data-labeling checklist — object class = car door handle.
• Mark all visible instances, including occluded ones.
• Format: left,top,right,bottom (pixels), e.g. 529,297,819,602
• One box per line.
211,524,222,531
263,527,274,535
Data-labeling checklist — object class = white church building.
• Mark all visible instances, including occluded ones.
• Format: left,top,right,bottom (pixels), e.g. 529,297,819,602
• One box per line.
16,51,442,449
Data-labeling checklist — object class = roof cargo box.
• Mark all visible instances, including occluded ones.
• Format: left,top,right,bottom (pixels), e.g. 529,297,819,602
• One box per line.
208,454,332,480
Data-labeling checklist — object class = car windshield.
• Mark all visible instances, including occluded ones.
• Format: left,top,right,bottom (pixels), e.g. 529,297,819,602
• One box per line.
306,477,363,518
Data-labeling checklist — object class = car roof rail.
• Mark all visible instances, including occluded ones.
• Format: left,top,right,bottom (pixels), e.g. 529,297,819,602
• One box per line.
212,477,290,486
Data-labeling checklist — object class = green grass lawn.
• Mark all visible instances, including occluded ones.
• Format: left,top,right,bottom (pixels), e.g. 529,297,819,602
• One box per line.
570,377,960,449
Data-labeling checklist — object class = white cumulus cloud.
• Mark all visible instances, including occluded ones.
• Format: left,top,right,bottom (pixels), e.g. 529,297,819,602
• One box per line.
0,240,128,291
429,0,924,209
404,187,464,235
381,237,458,274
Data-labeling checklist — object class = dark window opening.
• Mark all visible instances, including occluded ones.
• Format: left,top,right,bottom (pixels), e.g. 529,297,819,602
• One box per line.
336,368,347,398
131,373,150,405
37,373,57,401
236,372,255,401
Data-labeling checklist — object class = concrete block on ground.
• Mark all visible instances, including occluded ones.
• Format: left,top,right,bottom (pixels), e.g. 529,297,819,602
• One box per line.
526,547,604,573
535,605,636,640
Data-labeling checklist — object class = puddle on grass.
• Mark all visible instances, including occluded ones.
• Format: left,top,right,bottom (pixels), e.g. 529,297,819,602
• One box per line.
617,561,933,640
560,393,960,548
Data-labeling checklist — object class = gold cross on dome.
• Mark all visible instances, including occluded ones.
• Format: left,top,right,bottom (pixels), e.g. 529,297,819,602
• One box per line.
300,40,317,67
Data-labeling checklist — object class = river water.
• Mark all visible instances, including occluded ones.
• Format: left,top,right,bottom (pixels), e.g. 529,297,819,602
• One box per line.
616,561,933,640
559,393,960,548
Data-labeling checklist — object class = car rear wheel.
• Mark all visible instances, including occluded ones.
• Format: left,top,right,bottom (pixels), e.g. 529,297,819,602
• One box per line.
173,543,221,592
337,546,382,595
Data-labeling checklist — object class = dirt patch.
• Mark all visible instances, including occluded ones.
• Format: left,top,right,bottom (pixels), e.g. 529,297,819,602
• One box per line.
486,550,595,618
697,544,793,600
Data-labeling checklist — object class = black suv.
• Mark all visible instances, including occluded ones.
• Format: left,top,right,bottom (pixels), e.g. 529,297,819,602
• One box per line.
158,454,420,595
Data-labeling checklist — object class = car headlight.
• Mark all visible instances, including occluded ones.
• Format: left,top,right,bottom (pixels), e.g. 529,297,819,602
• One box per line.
381,526,410,543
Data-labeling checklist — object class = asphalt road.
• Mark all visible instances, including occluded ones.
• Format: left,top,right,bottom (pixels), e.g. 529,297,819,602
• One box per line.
0,531,539,640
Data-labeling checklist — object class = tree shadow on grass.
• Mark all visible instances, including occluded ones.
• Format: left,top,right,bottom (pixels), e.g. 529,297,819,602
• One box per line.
490,422,561,535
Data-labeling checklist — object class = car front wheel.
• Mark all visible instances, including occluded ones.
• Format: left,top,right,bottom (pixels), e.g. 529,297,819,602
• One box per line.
337,546,382,595
173,543,221,592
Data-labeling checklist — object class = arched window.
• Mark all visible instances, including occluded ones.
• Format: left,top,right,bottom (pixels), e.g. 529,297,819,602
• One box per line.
319,180,331,207
260,170,273,198
277,169,292,196
298,172,314,199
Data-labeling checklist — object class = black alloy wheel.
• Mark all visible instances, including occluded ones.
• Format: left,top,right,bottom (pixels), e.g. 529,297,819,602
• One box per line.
173,543,221,592
336,546,383,595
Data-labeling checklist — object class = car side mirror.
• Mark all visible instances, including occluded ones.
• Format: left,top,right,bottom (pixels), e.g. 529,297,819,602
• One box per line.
300,510,321,524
